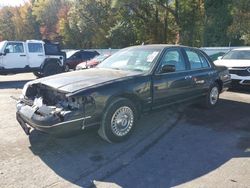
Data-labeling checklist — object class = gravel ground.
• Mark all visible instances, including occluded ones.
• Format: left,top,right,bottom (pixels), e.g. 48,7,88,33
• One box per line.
0,73,250,188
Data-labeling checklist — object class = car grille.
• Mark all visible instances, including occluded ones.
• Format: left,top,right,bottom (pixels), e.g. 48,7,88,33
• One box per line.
229,67,250,76
242,80,250,84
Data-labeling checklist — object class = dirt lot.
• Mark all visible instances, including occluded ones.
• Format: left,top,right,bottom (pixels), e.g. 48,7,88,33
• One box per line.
0,73,250,188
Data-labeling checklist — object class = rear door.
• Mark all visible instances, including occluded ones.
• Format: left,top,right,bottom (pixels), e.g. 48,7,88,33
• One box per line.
152,47,193,108
27,42,45,68
183,48,215,97
2,42,27,69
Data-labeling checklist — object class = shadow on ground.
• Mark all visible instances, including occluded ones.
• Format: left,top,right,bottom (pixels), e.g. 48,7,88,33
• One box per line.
0,80,32,89
28,93,250,187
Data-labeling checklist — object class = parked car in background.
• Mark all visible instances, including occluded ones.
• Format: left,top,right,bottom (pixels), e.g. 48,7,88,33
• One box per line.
76,54,111,70
16,45,231,143
209,52,225,61
214,48,250,87
65,50,100,70
0,40,65,77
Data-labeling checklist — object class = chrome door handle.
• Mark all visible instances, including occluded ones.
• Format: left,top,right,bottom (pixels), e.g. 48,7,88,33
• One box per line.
195,80,205,84
185,75,192,80
208,72,213,76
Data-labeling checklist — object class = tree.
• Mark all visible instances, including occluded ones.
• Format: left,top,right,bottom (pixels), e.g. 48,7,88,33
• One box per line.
0,7,15,40
203,0,232,46
228,0,250,45
32,0,65,41
62,0,115,48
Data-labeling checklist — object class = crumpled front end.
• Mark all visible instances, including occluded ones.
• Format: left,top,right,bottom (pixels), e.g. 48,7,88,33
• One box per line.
16,82,93,135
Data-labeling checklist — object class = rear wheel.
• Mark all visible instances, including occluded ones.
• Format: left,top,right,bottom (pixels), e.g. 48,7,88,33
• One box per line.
64,64,70,72
43,62,62,77
203,83,220,108
98,98,138,143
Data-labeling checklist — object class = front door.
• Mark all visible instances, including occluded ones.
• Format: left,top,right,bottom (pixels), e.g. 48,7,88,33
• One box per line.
152,48,193,108
27,42,45,68
3,42,28,69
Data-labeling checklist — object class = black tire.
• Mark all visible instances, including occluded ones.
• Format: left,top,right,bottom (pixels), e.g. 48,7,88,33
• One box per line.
98,98,138,143
43,62,62,77
33,71,43,78
64,64,70,72
203,83,220,108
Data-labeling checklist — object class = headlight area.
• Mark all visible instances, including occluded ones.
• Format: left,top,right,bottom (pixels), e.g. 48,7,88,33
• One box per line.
17,84,93,127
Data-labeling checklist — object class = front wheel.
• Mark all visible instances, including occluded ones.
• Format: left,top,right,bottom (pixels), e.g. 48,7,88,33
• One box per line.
98,98,138,143
203,83,220,108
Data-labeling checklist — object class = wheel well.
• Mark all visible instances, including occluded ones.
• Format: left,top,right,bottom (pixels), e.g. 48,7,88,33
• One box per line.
41,58,61,69
215,79,223,93
106,94,142,115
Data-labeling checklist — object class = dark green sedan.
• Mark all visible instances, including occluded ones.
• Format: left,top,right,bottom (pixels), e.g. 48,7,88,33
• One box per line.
16,45,231,143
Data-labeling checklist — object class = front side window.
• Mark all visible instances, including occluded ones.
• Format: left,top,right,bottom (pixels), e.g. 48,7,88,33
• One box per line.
185,49,210,69
5,42,24,53
158,49,186,72
28,43,43,53
71,52,81,60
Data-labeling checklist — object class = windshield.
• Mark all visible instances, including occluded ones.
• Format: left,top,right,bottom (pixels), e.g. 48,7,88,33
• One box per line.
223,50,250,60
66,50,78,58
0,41,6,52
98,47,161,72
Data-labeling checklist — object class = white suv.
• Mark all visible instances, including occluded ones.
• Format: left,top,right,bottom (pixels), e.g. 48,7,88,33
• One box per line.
214,48,250,87
0,40,65,77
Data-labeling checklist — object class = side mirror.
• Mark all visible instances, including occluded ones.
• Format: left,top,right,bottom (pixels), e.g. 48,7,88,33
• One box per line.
161,64,176,73
217,56,222,60
4,49,9,55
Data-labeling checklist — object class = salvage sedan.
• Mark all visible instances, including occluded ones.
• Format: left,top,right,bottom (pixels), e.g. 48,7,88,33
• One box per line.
16,45,231,143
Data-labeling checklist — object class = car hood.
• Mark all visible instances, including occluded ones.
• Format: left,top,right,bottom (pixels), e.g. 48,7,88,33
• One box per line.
214,59,250,68
29,68,142,93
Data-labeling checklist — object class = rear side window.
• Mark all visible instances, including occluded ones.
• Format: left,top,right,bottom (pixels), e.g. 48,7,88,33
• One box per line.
44,43,60,55
28,43,43,53
81,51,97,60
185,49,210,69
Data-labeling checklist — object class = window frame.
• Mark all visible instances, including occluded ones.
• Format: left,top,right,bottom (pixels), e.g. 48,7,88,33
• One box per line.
28,43,44,53
155,47,188,75
184,48,212,70
5,42,24,54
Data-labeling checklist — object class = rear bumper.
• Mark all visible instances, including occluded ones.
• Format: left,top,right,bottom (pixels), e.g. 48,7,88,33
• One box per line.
221,80,231,92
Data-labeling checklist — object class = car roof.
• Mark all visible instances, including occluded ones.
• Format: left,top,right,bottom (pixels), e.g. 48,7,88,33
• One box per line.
127,44,193,50
232,47,250,51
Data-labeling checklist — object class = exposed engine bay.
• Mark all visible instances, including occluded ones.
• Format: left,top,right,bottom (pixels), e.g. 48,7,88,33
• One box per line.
17,83,89,128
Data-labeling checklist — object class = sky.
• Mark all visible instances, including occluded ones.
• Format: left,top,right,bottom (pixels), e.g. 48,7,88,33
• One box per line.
0,0,28,6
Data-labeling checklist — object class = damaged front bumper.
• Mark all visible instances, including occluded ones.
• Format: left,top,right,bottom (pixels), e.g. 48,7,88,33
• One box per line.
16,96,94,136
16,81,97,136
16,109,91,135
